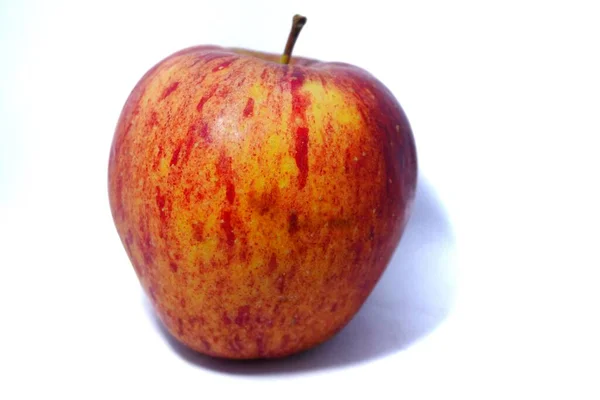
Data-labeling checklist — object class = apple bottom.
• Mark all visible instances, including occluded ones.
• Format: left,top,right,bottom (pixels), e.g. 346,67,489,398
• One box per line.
148,251,395,360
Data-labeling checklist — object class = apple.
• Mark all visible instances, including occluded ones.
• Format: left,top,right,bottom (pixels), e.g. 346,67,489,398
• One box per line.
108,15,417,359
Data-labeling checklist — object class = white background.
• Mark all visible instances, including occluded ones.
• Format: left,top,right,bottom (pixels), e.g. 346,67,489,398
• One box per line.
1,0,599,398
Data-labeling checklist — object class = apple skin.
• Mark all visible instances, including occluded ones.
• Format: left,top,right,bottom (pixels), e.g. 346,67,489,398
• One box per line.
108,45,417,359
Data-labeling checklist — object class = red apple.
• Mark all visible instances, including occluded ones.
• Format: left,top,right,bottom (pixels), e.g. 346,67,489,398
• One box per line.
108,16,417,359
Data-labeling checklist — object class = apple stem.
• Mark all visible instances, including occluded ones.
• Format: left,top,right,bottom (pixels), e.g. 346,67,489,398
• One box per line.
280,15,307,64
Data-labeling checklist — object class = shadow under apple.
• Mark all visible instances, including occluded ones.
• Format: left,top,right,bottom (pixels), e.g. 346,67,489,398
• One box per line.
144,175,456,374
